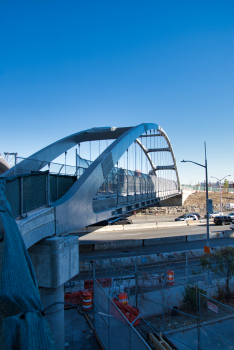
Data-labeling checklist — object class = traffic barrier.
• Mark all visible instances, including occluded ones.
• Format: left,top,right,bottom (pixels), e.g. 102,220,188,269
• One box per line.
82,291,93,310
167,270,174,285
118,292,128,305
84,278,112,289
113,300,140,326
65,291,82,306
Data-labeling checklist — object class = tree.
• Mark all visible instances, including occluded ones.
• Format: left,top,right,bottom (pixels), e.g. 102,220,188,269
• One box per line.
200,246,234,299
223,179,229,190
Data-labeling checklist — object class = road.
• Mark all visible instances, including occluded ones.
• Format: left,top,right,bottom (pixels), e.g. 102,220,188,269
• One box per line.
79,223,232,243
128,212,230,224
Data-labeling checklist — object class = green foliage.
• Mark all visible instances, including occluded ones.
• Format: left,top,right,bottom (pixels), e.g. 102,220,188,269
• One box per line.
183,284,206,311
223,179,229,189
200,246,234,299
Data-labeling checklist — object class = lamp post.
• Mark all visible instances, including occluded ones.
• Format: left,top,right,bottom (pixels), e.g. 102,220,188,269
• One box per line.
181,142,210,247
211,175,231,213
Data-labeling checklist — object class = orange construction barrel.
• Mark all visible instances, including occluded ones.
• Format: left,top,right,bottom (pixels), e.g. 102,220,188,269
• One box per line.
167,270,174,285
82,291,93,310
118,292,128,305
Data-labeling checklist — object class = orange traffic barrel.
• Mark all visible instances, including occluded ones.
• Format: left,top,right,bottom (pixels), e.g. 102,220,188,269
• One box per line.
167,270,174,285
82,291,93,310
118,292,128,305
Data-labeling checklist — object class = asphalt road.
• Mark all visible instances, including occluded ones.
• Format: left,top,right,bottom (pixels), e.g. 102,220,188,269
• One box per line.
128,212,230,224
79,223,232,243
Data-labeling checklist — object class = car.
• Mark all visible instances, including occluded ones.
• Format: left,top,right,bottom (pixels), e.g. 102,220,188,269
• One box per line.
90,217,133,226
230,220,234,230
204,211,221,218
108,217,133,225
187,212,201,220
175,214,198,221
214,216,232,225
227,212,234,219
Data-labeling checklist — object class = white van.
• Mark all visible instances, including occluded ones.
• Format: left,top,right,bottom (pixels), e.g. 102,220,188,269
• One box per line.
226,203,234,210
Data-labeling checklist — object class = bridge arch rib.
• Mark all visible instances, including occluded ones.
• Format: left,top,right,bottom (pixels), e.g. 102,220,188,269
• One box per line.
52,123,180,234
1,123,180,235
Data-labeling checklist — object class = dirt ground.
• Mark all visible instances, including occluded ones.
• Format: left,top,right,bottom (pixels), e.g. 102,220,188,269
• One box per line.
183,191,234,208
145,294,234,333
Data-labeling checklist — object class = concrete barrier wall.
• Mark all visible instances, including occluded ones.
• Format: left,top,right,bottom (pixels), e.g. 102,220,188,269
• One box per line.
81,220,201,233
87,230,232,252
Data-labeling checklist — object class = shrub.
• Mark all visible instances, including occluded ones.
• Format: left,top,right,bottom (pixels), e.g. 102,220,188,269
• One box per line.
183,284,206,311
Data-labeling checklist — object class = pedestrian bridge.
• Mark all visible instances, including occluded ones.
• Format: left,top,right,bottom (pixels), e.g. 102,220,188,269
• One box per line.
1,123,181,247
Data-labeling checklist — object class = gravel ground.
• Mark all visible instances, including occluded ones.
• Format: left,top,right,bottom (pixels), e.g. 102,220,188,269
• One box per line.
65,308,102,350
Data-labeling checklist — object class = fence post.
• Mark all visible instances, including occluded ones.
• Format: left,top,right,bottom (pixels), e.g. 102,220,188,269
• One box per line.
186,251,188,283
196,287,201,350
56,176,59,201
20,177,23,218
75,147,78,178
47,164,50,207
14,154,17,175
108,295,111,350
162,281,165,333
127,149,129,203
135,257,138,308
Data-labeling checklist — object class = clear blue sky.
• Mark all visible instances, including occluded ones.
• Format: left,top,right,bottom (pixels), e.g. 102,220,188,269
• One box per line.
1,1,233,185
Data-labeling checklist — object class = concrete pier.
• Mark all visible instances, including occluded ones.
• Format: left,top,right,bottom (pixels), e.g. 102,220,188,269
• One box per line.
28,236,79,350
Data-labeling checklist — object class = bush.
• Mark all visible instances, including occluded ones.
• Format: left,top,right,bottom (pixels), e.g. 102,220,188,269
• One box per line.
183,284,206,311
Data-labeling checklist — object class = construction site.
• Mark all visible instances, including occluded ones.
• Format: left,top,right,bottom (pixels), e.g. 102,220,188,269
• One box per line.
62,191,234,350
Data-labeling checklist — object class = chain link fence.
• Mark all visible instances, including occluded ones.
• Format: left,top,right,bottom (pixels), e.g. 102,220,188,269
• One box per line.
94,279,152,350
68,251,234,349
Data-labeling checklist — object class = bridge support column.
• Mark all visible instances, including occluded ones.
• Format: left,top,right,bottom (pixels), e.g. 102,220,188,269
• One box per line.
28,236,79,350
40,285,64,350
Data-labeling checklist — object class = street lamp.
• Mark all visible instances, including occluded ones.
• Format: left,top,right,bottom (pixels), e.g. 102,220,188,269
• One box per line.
181,142,210,247
211,175,231,213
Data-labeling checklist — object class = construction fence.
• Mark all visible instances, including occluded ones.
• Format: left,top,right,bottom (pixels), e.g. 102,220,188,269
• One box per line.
64,251,234,349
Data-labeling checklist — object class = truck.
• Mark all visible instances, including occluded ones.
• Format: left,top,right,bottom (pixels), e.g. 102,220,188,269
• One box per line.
225,203,234,210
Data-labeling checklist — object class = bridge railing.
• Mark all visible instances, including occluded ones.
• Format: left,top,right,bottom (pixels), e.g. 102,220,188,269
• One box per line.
4,171,76,219
4,156,179,219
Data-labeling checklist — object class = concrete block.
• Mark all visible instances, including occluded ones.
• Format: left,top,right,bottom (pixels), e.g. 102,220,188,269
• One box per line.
23,221,55,249
144,235,186,246
18,207,55,248
186,233,207,241
28,236,79,288
224,230,234,238
94,239,143,251
210,231,224,239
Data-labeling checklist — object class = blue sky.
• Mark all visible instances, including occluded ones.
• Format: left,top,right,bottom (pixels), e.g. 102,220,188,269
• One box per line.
0,1,233,185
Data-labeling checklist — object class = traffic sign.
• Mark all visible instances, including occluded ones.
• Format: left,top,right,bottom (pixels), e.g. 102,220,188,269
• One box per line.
207,301,218,313
204,246,210,253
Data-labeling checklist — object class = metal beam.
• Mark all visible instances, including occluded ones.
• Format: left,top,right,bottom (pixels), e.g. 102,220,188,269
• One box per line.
135,139,156,176
155,165,175,171
140,134,162,137
147,147,170,153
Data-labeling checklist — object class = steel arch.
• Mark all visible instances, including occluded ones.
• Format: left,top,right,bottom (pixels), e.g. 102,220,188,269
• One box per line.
53,123,180,233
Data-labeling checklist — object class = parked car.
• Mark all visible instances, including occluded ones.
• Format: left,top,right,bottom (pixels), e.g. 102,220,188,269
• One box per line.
187,212,201,220
227,212,234,219
205,211,221,218
214,216,232,225
230,220,234,230
175,214,198,221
